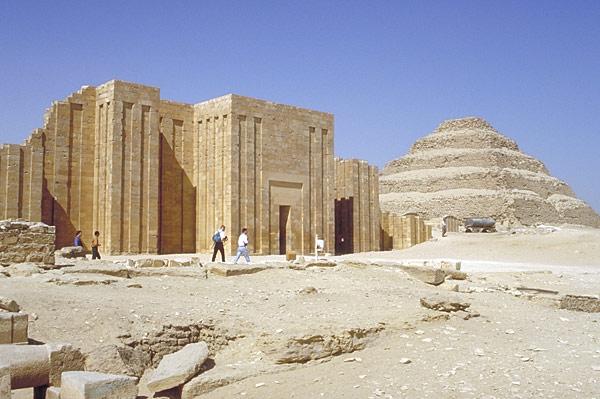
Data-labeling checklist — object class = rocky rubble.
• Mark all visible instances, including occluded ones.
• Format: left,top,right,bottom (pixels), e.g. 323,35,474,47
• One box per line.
0,220,55,266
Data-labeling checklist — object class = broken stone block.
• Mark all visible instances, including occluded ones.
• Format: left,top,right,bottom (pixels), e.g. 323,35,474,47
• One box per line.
399,265,446,286
0,363,10,399
48,343,86,386
560,295,600,313
84,344,150,378
45,386,61,399
0,296,20,312
60,371,138,399
420,294,471,312
445,270,468,280
207,263,269,277
0,314,11,344
146,342,209,392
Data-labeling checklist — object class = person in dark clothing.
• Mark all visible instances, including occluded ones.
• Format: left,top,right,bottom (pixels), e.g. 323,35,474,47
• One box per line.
211,225,228,262
74,230,83,247
91,231,101,260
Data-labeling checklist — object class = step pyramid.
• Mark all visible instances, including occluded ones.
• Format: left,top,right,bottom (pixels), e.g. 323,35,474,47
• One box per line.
380,117,600,227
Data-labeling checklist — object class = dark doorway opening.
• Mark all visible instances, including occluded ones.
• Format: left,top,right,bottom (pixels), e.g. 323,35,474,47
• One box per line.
335,197,353,254
279,205,291,255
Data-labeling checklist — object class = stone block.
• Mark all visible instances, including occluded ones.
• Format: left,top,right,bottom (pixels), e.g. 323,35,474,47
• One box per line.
398,264,446,286
0,314,11,345
45,386,61,399
146,342,209,392
285,251,296,261
60,371,138,399
0,363,10,399
55,246,86,259
11,313,28,343
207,263,269,277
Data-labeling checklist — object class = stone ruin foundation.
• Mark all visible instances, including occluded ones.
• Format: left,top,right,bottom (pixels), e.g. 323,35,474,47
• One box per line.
0,220,54,266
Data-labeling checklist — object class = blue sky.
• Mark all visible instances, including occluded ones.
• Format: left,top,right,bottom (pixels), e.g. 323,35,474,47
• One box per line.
1,1,599,212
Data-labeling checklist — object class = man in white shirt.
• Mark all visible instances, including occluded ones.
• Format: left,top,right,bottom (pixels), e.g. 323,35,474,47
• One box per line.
233,228,251,264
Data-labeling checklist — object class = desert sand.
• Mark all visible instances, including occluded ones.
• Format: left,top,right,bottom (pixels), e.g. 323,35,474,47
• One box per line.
3,225,600,398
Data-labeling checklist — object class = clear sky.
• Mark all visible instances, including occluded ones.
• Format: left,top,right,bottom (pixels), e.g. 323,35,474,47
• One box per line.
1,0,599,212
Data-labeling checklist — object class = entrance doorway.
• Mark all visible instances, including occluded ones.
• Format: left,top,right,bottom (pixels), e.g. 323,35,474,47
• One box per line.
279,205,291,254
335,197,353,254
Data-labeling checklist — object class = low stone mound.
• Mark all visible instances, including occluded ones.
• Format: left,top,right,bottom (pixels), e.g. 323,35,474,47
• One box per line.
380,117,600,227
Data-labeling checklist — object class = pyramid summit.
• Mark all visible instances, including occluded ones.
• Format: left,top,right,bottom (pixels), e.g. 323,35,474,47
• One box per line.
380,117,600,227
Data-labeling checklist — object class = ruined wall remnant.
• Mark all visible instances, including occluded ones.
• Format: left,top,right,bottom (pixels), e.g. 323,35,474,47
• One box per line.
334,158,380,254
380,212,432,250
0,220,55,265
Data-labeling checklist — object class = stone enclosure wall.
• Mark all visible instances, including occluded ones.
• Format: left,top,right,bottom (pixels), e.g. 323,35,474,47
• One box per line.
0,220,55,265
0,80,383,255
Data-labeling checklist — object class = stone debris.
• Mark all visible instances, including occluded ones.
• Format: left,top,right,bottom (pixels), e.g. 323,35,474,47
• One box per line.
299,287,318,295
262,325,384,364
559,294,600,313
0,296,20,312
398,264,447,286
55,246,86,259
207,263,274,277
420,294,471,312
146,342,209,392
60,371,138,399
399,358,412,364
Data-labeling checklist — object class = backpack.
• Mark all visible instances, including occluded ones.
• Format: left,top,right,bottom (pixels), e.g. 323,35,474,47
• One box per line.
212,231,222,243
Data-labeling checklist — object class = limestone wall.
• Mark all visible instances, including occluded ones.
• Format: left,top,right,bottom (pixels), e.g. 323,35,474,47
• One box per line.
380,212,432,250
227,95,335,255
0,220,54,265
0,80,357,256
334,158,380,253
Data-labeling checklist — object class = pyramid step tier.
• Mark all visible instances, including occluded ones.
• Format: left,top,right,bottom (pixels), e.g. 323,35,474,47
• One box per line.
380,166,574,198
382,148,548,175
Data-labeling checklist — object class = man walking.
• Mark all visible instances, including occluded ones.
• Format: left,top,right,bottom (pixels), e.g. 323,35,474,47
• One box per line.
91,231,101,260
233,227,251,264
211,225,228,262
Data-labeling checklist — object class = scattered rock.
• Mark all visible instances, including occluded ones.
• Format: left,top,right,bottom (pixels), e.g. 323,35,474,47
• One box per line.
299,287,318,295
399,265,446,286
146,342,209,392
420,294,471,312
126,283,142,289
399,357,412,364
559,294,600,313
0,296,20,312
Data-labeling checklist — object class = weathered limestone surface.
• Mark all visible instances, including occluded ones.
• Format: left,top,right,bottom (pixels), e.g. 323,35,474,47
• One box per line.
0,312,28,344
0,81,356,255
0,363,10,399
380,213,432,250
0,343,84,389
381,117,600,227
146,342,209,392
0,220,54,265
334,158,380,253
560,295,600,313
60,371,138,399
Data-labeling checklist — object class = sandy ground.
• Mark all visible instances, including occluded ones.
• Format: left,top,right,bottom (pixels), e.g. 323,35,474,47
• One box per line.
3,226,600,398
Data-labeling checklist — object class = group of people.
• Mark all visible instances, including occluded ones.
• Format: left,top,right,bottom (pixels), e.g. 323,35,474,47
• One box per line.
73,227,250,264
73,230,102,259
211,226,251,264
